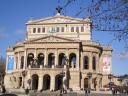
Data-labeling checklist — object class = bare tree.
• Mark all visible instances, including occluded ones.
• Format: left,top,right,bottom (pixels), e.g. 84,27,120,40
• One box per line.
58,0,128,47
0,56,6,83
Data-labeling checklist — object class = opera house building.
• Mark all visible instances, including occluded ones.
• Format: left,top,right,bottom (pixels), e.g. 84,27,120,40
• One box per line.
4,12,116,92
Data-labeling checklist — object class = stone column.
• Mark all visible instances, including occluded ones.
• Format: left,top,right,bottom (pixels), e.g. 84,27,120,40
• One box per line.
34,48,37,59
80,52,83,70
18,52,20,70
38,75,43,91
44,49,47,66
50,76,55,91
89,52,92,72
81,78,84,89
66,49,69,66
55,49,58,67
76,50,80,69
24,49,27,69
16,77,19,88
96,54,99,72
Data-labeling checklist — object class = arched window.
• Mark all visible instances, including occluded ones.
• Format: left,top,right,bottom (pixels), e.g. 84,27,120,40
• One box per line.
83,56,89,69
27,53,34,67
38,53,44,67
48,53,55,67
58,53,66,67
92,56,96,70
69,53,76,68
20,56,24,69
32,74,39,90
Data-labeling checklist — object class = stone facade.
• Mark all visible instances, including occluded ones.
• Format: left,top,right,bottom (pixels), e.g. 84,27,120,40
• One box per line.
5,13,115,91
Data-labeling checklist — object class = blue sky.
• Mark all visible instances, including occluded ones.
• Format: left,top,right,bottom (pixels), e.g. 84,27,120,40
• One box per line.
0,0,127,75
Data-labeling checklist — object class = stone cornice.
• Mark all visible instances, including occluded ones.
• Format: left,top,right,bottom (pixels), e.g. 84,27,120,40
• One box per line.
24,35,81,44
26,15,91,25
82,40,102,49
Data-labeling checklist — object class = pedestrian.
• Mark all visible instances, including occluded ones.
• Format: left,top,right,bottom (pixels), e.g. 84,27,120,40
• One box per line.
112,87,115,95
1,84,6,93
84,88,88,96
0,83,2,93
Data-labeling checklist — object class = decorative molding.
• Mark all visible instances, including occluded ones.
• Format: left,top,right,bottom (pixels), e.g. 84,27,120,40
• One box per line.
27,15,91,25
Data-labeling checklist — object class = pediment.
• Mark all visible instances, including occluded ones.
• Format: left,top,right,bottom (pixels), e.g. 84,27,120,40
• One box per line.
25,35,79,43
27,15,91,24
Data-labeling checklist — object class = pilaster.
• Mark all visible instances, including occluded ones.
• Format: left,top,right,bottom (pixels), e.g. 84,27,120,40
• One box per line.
38,75,43,91
50,76,55,91
34,48,37,59
55,49,58,66
81,78,84,89
76,50,80,69
96,54,99,72
18,52,20,69
44,49,47,66
66,49,69,65
89,52,92,72
24,49,27,69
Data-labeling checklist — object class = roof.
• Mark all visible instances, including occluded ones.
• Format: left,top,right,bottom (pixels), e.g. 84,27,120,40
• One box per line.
26,14,91,25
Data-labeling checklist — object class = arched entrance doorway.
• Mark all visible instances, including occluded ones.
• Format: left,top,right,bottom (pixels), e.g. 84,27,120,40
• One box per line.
32,74,38,90
19,77,22,88
55,75,63,90
43,74,50,90
84,78,88,89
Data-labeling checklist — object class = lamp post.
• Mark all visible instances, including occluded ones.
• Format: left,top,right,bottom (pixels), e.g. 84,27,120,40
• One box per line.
108,74,113,89
108,74,113,82
60,70,65,95
87,72,92,91
97,73,103,90
60,55,69,95
22,70,27,88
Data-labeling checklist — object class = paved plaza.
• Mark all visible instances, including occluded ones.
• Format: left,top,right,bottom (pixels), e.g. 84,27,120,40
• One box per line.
2,90,128,96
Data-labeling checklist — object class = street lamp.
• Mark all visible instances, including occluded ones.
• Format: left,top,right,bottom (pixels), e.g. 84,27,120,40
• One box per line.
60,55,69,95
108,74,112,82
22,70,27,88
108,74,113,89
87,72,92,91
97,73,103,89
60,70,65,95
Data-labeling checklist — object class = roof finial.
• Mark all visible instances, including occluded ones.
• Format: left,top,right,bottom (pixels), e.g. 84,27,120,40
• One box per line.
56,5,62,15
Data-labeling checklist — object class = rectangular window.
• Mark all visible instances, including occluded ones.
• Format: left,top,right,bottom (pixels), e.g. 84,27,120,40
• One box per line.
76,27,79,33
42,27,45,33
56,27,59,32
61,27,64,32
33,28,36,33
38,28,40,33
81,26,84,32
71,27,74,32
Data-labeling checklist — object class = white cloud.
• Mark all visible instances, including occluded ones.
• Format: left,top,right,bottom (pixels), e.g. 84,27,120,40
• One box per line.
0,27,8,39
119,51,128,60
15,29,25,35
